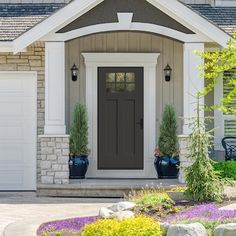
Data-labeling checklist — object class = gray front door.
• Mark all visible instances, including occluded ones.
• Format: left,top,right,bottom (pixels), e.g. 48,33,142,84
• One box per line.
98,67,144,170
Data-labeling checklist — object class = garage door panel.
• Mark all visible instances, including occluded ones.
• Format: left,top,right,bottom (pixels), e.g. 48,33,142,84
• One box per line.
0,97,35,118
0,169,35,190
0,75,36,97
0,72,36,190
0,144,35,165
0,120,36,143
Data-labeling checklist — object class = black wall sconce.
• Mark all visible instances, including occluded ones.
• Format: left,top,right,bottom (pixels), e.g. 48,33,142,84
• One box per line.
164,64,172,82
71,64,78,82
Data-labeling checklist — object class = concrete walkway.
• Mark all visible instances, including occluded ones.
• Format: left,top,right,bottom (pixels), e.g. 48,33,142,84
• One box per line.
0,192,119,236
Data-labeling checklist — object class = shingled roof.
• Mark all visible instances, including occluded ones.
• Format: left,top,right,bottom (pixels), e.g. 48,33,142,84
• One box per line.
0,3,65,41
0,2,235,42
188,4,236,36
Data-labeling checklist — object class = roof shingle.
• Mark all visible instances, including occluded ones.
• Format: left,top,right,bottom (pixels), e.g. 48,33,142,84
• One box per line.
188,4,236,36
0,3,65,41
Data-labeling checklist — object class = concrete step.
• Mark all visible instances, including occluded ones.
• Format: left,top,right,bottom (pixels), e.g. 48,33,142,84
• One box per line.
37,179,184,198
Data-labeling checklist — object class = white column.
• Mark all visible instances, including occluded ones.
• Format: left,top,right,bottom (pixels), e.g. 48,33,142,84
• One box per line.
183,43,204,134
44,42,66,135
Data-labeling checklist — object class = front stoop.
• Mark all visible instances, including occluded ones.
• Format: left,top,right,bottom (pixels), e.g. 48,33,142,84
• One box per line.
37,179,185,198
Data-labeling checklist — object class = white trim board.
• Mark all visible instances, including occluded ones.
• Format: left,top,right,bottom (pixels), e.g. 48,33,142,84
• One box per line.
11,0,231,53
83,53,159,178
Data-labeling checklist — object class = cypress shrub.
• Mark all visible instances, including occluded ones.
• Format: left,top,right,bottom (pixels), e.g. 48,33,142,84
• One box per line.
69,103,89,155
158,104,178,156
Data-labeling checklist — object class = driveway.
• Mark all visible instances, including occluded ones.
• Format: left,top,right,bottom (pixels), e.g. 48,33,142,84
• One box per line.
0,192,119,236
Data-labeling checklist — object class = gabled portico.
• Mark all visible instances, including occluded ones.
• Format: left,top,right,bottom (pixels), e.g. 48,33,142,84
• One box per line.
9,0,231,184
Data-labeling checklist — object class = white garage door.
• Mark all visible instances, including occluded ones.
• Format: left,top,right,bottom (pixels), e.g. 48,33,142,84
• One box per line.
0,72,37,190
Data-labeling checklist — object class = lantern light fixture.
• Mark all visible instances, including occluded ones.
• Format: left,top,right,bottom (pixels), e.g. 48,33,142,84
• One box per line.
71,64,78,82
164,64,172,82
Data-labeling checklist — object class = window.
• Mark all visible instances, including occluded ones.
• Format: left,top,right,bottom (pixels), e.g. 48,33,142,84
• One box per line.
106,72,136,93
223,69,236,136
215,69,236,149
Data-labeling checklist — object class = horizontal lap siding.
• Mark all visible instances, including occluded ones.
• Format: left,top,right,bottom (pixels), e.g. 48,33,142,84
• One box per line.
65,32,183,136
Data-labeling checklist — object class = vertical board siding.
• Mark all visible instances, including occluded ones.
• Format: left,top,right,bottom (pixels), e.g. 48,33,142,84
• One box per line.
66,32,183,136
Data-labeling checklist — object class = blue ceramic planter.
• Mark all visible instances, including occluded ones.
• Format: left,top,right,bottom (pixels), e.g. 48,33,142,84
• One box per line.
69,155,89,179
154,156,180,179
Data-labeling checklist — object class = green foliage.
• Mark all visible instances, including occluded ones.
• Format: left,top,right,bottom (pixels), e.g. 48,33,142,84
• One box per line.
128,187,180,220
70,103,89,155
169,186,187,192
213,161,236,180
158,104,178,156
185,95,224,202
131,192,173,207
198,31,236,114
82,216,162,236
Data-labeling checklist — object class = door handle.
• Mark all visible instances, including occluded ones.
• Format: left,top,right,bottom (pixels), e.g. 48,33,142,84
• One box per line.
136,118,143,130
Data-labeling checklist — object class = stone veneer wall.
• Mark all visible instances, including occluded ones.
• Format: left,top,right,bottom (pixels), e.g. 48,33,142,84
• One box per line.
0,42,45,183
178,135,192,184
40,136,70,184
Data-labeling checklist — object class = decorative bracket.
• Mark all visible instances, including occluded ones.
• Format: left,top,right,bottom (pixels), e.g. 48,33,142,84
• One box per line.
117,13,133,29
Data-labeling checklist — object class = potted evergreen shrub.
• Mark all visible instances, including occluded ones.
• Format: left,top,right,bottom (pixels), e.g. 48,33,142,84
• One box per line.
69,103,90,179
154,104,180,179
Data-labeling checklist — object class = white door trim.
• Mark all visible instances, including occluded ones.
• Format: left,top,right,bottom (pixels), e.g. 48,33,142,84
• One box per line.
83,53,160,178
0,71,37,190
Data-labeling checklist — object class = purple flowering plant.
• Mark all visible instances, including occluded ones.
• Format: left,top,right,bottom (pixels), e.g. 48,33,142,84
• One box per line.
37,216,97,236
164,204,236,235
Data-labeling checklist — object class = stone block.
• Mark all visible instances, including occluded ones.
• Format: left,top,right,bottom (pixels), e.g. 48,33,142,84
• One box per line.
56,137,63,142
47,155,57,161
62,179,70,184
167,223,207,236
214,223,236,236
62,164,69,171
55,172,68,179
7,59,28,64
62,149,69,155
52,164,62,171
54,179,62,184
41,161,51,169
61,143,69,149
41,147,53,155
46,141,55,147
55,149,62,156
0,56,6,64
41,176,54,184
58,156,69,164
63,138,70,143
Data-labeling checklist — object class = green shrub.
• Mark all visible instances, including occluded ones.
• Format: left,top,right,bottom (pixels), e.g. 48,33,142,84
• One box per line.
130,190,173,207
70,103,89,155
158,104,178,157
82,216,162,236
185,95,224,202
213,161,236,180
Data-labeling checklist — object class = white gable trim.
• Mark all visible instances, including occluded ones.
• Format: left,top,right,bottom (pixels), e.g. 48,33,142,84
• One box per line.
12,0,231,53
13,0,103,53
147,0,230,47
43,22,211,43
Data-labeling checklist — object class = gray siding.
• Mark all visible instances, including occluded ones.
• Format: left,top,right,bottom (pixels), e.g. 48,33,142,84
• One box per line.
65,32,184,138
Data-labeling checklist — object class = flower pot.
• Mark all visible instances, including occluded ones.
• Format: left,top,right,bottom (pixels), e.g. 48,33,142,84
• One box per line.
154,156,180,179
69,155,89,179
